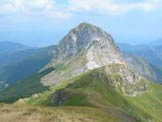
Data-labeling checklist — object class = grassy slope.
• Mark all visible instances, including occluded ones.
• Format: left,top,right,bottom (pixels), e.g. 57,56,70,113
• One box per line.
16,68,162,122
127,83,162,122
54,70,150,122
0,104,116,122
0,71,118,122
27,70,162,122
0,68,162,122
0,68,55,103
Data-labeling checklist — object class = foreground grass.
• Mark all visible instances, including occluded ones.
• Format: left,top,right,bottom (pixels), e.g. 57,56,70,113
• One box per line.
0,104,119,122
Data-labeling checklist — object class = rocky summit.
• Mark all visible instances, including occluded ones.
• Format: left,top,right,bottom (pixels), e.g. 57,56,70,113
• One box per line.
46,23,125,67
40,22,146,96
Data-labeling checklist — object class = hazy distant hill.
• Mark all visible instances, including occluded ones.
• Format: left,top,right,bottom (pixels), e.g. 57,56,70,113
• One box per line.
0,42,55,90
0,46,54,84
0,41,29,55
0,41,31,71
118,42,162,69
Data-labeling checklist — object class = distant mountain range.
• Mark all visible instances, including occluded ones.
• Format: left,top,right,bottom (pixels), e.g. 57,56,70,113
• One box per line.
0,41,29,54
118,42,162,82
0,23,162,122
0,41,30,71
118,42,162,68
0,41,54,90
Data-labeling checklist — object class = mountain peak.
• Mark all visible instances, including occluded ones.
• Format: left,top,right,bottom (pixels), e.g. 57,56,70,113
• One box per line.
42,23,128,86
74,22,105,34
78,22,93,26
77,22,96,29
49,23,125,68
57,22,116,60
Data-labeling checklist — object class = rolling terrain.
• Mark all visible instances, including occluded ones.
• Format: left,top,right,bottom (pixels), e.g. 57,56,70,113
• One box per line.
0,23,162,122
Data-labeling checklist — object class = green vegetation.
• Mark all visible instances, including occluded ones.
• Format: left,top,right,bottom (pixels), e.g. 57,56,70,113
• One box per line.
1,67,162,122
23,68,162,122
0,67,55,103
24,71,91,106
0,104,120,122
127,83,162,122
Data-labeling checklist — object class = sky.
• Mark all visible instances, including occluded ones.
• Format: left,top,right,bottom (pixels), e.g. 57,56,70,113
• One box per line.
0,0,162,47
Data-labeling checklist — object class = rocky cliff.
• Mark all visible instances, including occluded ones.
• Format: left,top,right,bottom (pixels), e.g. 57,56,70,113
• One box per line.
41,23,147,96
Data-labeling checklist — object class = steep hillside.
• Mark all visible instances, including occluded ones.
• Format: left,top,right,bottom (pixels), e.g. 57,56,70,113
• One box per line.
49,68,162,122
119,42,162,66
0,46,55,91
0,67,55,103
0,49,37,70
11,66,162,122
119,42,162,73
0,41,30,71
41,23,126,86
0,46,54,84
124,54,162,82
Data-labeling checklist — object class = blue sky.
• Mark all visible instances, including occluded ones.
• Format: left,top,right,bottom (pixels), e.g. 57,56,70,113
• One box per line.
0,0,162,47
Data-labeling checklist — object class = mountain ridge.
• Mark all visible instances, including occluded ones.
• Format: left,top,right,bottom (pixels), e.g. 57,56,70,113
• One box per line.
0,23,162,122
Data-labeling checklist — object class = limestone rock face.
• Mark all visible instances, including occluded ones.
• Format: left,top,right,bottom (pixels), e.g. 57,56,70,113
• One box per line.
41,23,125,85
103,64,146,96
49,23,124,66
41,22,146,96
124,54,159,82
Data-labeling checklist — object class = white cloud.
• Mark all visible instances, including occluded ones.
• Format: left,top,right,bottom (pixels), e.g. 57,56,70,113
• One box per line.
0,1,16,15
0,0,161,19
0,0,70,19
68,0,162,15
